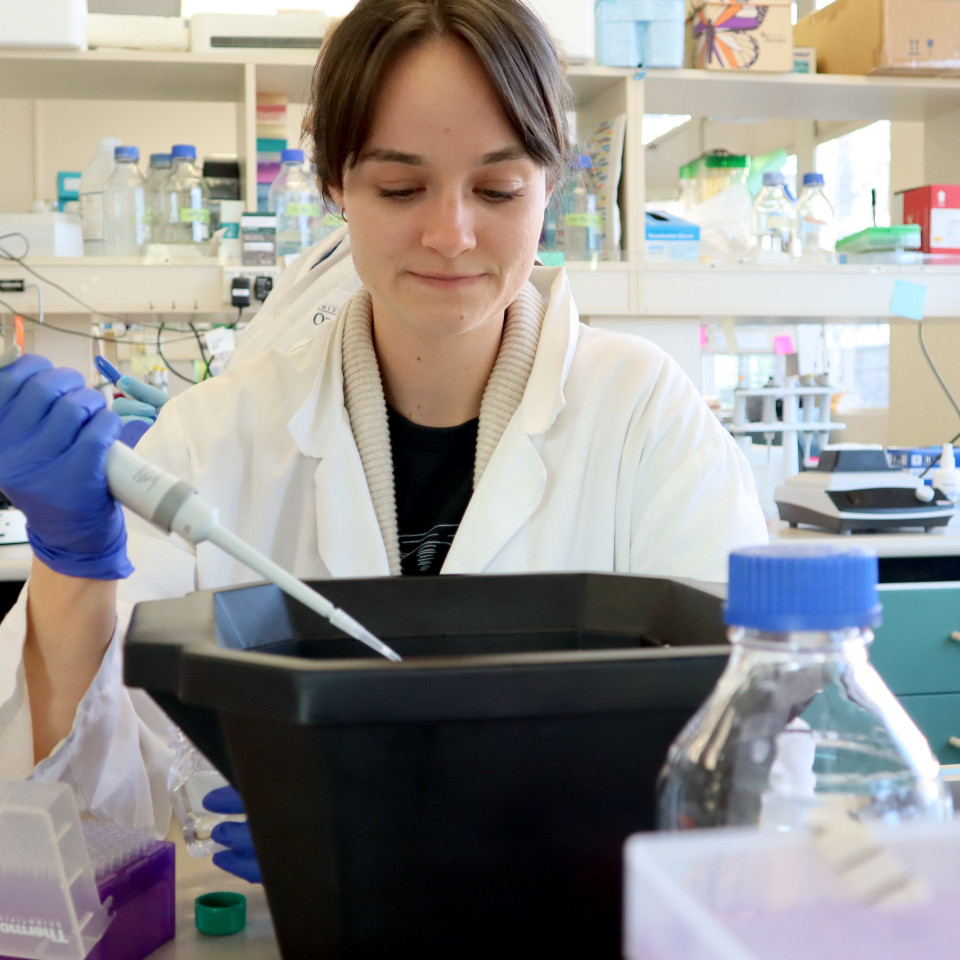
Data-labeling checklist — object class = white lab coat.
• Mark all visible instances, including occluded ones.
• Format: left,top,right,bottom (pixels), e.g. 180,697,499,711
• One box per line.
0,258,768,834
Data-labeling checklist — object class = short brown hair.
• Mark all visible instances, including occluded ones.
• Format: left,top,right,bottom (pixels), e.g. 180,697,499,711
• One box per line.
308,0,573,203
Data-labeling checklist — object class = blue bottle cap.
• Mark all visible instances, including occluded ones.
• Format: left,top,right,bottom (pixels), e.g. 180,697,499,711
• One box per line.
150,152,172,166
171,144,197,160
802,172,825,186
281,148,305,163
762,172,786,187
725,544,882,632
114,146,139,162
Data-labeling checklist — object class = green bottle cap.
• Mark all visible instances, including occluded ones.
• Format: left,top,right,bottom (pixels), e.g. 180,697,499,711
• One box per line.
195,892,247,936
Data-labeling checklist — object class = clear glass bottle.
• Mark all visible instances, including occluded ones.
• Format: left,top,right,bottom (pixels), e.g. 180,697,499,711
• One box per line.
157,144,211,249
103,146,147,256
657,544,952,831
751,172,794,263
78,136,121,256
143,152,172,244
559,153,602,265
794,172,836,264
167,724,236,858
267,148,324,257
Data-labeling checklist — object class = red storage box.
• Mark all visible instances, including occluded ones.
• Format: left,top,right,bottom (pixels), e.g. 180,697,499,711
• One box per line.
897,184,960,253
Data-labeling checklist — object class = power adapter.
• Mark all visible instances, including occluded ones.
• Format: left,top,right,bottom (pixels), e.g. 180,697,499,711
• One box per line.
253,275,274,301
230,277,252,309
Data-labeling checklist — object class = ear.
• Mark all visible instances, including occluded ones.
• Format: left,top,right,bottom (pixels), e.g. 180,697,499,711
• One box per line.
327,183,345,214
544,175,556,207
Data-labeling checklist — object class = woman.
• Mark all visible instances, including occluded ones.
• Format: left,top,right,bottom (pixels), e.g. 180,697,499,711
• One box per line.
0,0,766,835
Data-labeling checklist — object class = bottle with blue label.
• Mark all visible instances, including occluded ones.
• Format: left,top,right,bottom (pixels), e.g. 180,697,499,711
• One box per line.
157,144,211,248
267,148,328,257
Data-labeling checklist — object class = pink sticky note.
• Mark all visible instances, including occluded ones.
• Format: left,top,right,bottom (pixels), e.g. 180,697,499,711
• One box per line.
700,324,708,347
773,334,795,355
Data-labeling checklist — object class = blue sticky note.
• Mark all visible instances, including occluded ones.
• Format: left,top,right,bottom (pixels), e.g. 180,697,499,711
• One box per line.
890,279,927,321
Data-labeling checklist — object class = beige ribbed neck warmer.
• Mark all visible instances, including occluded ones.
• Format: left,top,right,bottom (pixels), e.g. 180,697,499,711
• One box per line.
341,283,546,575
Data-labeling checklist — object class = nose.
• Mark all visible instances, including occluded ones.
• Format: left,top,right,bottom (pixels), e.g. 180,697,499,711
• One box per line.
420,191,476,259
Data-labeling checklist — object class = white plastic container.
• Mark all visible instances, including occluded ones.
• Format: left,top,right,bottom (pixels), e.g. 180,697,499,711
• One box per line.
78,136,121,256
524,0,595,63
0,213,82,257
624,819,960,960
0,0,87,49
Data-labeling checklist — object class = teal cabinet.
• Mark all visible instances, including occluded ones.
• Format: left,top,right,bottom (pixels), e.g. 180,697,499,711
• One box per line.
874,584,960,763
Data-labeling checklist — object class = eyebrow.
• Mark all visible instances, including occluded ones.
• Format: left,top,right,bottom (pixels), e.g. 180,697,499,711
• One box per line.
359,145,530,167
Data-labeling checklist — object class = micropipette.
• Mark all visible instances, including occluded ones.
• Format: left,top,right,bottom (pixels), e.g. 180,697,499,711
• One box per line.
0,348,402,662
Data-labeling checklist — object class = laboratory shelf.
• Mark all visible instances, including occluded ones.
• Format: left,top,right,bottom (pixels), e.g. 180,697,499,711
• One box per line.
641,262,960,319
641,68,960,123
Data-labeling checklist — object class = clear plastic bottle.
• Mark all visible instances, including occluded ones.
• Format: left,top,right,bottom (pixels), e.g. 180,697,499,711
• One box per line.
678,161,699,211
268,148,324,257
559,153,602,265
143,152,172,244
157,144,211,249
79,136,121,256
103,146,147,256
794,172,836,264
657,544,952,831
167,724,236,858
751,171,794,263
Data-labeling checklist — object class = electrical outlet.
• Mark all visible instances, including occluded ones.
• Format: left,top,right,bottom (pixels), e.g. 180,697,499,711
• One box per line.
221,266,280,306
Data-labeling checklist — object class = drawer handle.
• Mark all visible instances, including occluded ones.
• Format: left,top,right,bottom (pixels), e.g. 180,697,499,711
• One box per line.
950,737,960,750
951,632,960,642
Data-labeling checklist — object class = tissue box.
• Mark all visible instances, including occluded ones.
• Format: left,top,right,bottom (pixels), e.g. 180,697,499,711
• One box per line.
689,0,794,71
645,210,700,262
597,0,686,68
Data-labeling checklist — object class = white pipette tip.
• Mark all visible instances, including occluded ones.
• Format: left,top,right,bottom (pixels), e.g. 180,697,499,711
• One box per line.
329,607,403,662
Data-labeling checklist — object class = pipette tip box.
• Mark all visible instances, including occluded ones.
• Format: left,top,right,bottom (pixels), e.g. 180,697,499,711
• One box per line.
0,781,174,960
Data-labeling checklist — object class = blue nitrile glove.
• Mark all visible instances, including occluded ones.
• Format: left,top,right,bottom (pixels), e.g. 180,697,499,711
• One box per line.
0,354,132,580
204,785,262,884
113,376,170,448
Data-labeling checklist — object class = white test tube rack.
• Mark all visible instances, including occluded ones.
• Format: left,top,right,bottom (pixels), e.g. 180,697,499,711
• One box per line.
730,383,846,478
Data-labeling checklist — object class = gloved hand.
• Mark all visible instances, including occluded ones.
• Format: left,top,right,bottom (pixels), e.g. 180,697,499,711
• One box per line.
0,354,132,580
113,376,169,448
204,785,262,884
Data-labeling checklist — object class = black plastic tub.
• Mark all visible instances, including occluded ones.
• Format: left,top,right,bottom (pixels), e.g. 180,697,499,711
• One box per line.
124,572,730,960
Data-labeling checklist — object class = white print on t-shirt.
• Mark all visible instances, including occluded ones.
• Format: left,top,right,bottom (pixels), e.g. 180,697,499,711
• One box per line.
399,523,460,573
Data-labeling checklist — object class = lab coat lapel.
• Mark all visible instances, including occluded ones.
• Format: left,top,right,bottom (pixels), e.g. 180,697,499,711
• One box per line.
286,310,391,578
312,425,391,577
443,268,578,574
443,427,546,573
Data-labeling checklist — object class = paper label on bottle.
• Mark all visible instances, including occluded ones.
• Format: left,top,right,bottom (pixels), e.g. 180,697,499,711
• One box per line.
285,202,320,217
179,207,211,224
564,213,604,229
80,193,104,241
930,207,960,249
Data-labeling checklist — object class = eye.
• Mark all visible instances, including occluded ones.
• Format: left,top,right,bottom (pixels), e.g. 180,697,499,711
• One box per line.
376,187,421,201
479,188,523,203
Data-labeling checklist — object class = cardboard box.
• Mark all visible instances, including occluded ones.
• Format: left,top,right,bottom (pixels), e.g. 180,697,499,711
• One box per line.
795,0,960,75
896,185,960,253
688,2,793,72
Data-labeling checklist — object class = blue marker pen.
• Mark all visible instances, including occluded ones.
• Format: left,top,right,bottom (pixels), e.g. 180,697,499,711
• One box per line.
95,355,123,385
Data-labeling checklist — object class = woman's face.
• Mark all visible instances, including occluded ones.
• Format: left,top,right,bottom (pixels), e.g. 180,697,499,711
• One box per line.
328,36,551,345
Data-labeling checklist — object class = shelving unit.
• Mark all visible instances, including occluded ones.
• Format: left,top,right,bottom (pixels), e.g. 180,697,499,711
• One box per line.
0,49,958,369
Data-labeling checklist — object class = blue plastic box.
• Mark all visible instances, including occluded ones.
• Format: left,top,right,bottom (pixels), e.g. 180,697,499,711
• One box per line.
645,210,700,262
596,0,685,68
887,446,960,476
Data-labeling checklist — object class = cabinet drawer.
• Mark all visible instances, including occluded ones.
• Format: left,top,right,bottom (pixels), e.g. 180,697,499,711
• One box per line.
896,692,960,765
872,584,960,696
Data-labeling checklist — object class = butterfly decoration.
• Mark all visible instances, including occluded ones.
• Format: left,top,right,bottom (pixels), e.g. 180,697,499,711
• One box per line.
692,4,768,69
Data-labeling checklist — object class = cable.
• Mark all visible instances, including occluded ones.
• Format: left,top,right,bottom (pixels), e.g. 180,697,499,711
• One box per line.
0,298,101,341
918,319,960,423
189,321,212,381
0,233,133,323
156,322,197,385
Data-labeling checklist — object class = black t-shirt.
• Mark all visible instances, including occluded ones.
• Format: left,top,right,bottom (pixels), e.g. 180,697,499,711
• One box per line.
387,407,478,576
